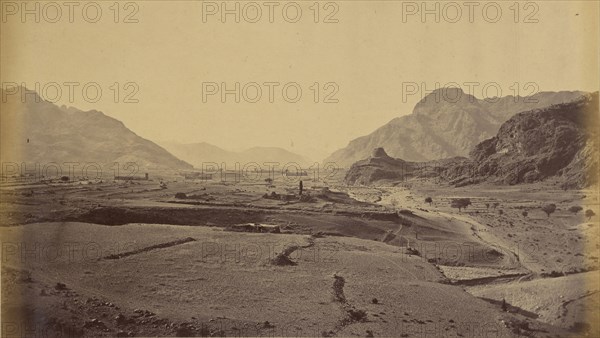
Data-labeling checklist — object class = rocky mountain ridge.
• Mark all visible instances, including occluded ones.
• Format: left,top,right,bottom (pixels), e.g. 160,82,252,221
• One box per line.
327,89,587,167
0,87,192,172
344,92,599,189
454,92,599,188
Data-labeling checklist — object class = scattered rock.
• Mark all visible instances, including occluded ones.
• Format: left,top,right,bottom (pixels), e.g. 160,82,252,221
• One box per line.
116,330,129,337
83,318,106,329
54,282,67,290
348,308,367,322
175,323,195,337
115,314,128,325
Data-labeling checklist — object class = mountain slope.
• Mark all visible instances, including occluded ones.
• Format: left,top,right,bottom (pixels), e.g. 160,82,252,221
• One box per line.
158,142,235,167
325,89,587,167
460,92,599,188
160,142,310,168
344,93,598,188
0,87,192,171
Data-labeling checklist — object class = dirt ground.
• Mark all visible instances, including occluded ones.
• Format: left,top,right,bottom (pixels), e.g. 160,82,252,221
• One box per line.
1,172,598,337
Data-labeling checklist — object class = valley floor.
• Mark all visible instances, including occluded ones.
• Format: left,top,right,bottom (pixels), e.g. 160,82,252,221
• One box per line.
1,175,598,337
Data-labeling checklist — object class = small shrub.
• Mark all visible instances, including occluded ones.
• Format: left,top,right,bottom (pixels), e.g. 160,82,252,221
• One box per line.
451,198,471,212
542,204,557,218
569,206,583,214
585,209,596,220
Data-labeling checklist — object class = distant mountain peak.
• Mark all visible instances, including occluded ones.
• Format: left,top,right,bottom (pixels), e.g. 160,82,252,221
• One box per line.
414,87,478,115
371,147,390,158
427,86,465,96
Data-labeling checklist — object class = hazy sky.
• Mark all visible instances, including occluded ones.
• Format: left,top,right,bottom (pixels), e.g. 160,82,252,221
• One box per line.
1,1,598,161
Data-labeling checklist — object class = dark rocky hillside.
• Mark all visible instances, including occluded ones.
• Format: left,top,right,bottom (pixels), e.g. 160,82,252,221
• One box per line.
449,92,599,188
345,93,599,189
344,148,413,185
344,147,466,185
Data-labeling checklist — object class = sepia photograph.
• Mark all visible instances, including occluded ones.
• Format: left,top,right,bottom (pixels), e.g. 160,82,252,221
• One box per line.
0,1,599,337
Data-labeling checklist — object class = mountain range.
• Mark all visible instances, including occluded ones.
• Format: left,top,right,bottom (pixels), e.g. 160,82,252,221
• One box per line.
159,142,310,168
0,87,192,171
0,87,310,174
3,86,593,183
344,92,599,189
325,89,587,167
